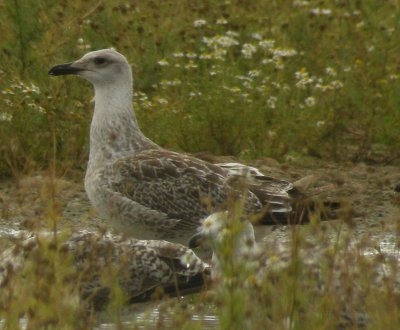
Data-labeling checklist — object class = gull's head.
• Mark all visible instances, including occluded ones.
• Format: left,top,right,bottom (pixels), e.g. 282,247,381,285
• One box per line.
48,48,131,86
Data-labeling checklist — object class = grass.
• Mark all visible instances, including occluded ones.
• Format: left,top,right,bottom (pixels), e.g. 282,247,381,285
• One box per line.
0,0,400,176
0,0,400,329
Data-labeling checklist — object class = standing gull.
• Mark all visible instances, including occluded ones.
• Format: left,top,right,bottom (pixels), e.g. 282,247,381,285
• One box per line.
48,49,333,246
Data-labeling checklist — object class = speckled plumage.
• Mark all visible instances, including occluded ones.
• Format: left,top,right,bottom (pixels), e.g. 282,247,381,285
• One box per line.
0,231,210,310
49,49,294,246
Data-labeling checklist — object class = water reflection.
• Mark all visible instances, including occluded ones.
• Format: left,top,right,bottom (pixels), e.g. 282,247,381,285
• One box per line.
94,299,219,330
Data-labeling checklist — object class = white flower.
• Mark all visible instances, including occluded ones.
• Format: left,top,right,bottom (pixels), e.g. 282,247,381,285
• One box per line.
185,52,197,59
226,30,239,37
216,17,228,25
293,0,310,6
258,39,275,50
367,45,375,52
248,70,261,78
251,33,263,40
295,70,314,89
310,8,332,16
295,70,308,80
261,58,273,65
271,82,281,89
202,35,239,49
235,75,252,82
185,61,198,69
241,43,257,59
193,19,207,27
189,91,202,98
267,96,277,109
0,112,12,122
200,212,227,240
157,98,168,105
305,96,316,107
356,21,365,29
218,36,239,47
272,48,297,57
160,79,181,86
172,52,185,58
199,53,212,60
242,81,252,89
2,88,14,95
213,48,227,60
157,59,170,66
330,80,344,89
314,83,327,91
325,67,337,77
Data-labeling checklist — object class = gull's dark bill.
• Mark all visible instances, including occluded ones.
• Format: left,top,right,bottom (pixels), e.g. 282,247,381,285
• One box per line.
48,62,84,76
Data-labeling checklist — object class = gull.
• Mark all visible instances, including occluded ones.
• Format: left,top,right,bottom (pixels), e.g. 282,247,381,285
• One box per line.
0,231,210,310
48,49,335,246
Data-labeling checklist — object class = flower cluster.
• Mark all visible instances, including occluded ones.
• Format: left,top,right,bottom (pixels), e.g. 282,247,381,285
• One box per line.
193,19,207,27
1,79,45,121
77,37,91,50
310,8,332,16
140,12,354,142
0,112,12,122
2,80,40,95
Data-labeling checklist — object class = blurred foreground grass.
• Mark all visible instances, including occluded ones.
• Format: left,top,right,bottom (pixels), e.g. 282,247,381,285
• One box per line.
0,171,399,329
0,0,400,177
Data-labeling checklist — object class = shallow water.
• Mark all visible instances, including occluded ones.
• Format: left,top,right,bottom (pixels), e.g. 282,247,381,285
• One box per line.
95,304,219,330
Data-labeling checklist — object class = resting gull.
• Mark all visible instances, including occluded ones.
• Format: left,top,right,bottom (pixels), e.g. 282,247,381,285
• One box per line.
0,231,210,310
48,49,336,246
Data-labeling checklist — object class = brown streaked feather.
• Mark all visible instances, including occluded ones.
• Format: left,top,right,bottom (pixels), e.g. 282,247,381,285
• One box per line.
108,150,267,233
0,231,210,310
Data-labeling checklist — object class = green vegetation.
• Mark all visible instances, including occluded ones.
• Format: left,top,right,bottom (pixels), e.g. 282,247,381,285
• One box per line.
0,0,399,176
0,1,400,329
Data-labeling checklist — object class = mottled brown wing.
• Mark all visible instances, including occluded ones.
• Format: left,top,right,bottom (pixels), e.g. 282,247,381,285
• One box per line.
108,149,263,232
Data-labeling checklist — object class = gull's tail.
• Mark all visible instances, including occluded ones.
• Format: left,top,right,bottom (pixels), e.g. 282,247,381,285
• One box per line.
217,162,342,226
252,174,342,225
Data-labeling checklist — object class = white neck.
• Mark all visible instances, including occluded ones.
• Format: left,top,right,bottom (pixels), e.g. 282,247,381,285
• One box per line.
87,77,157,168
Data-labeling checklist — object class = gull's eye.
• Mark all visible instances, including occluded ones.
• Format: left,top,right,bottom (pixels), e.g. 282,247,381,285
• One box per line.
94,57,106,65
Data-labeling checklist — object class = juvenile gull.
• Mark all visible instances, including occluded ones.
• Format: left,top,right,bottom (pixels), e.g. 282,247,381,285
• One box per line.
48,49,334,246
0,231,210,310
